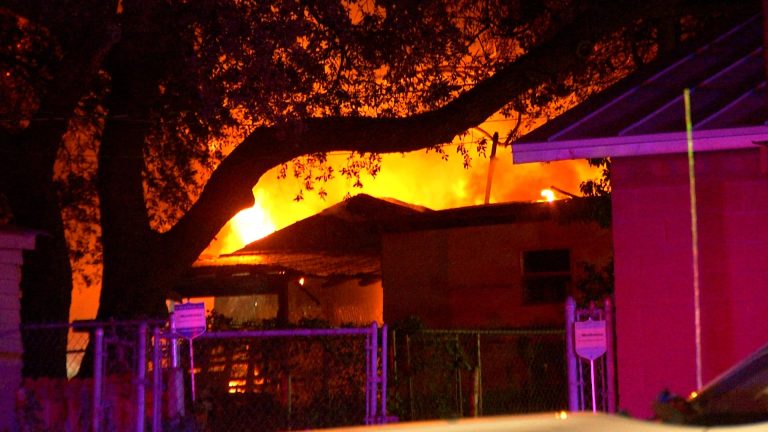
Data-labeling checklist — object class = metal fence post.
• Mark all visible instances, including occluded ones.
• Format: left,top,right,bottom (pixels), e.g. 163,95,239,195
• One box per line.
152,326,162,432
93,327,104,432
287,374,293,429
167,334,185,419
365,328,371,424
380,324,388,423
473,333,482,417
366,322,378,424
136,323,147,432
188,338,197,403
565,297,579,411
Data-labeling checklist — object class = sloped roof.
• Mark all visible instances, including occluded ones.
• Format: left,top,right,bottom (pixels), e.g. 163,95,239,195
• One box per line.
386,196,605,233
174,195,601,298
234,193,430,255
212,193,431,278
514,15,768,163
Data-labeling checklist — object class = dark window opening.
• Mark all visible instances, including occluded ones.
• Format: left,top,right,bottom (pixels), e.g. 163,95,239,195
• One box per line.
522,249,571,304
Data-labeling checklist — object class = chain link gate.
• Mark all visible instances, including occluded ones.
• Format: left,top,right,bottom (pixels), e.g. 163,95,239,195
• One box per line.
18,320,169,432
18,321,388,431
177,323,389,431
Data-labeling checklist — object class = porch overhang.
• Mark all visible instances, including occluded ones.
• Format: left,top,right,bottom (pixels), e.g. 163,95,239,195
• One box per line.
512,125,768,164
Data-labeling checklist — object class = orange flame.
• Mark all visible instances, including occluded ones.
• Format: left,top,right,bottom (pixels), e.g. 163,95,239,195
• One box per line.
540,189,556,202
206,144,600,257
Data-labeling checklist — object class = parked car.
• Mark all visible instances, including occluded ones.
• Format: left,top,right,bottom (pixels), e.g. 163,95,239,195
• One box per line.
316,342,768,431
683,342,768,426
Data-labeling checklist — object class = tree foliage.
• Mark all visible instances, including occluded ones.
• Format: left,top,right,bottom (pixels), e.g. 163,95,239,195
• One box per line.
0,0,759,336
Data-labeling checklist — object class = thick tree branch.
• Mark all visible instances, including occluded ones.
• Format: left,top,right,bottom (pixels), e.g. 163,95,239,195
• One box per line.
161,0,660,273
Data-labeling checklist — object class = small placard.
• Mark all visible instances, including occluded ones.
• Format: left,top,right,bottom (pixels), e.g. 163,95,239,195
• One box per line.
172,302,207,339
574,319,607,360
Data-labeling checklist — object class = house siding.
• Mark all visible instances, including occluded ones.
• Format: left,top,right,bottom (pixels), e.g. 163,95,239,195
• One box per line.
382,216,612,329
0,228,38,431
612,148,768,418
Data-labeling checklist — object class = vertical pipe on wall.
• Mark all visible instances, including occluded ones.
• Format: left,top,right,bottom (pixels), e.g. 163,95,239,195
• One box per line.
604,297,617,412
406,335,414,420
565,297,579,411
684,88,703,390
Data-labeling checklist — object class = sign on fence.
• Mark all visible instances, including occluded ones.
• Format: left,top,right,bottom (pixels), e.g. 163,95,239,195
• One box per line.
574,319,607,361
172,302,206,339
574,318,608,413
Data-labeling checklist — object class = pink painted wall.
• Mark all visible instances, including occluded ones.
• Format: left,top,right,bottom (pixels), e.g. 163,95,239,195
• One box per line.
382,215,612,329
612,148,768,418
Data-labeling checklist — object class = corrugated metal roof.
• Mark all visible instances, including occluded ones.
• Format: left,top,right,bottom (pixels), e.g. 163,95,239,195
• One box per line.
515,15,768,163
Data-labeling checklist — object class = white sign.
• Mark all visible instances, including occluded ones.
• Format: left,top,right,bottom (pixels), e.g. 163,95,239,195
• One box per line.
172,302,207,339
574,319,607,360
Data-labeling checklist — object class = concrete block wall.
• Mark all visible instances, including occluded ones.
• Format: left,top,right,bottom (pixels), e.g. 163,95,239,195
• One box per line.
0,228,38,431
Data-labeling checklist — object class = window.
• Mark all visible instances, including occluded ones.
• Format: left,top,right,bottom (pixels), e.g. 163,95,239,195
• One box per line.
522,249,571,304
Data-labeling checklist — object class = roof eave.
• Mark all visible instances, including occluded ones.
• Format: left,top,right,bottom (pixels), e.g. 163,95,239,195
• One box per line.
512,125,768,163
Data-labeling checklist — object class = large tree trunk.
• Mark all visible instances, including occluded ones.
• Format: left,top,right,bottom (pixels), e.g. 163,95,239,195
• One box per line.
95,18,172,319
96,113,168,319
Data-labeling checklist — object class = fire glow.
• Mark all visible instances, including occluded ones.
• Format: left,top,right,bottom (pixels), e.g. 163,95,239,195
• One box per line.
540,189,556,202
206,146,600,257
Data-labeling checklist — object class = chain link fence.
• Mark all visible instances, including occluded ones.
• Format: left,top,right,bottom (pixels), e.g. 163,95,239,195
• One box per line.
18,321,173,431
189,328,381,431
16,320,387,431
389,327,567,421
17,319,571,430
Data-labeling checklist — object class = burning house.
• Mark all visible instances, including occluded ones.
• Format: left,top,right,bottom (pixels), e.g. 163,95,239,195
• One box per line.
173,193,612,329
172,194,429,326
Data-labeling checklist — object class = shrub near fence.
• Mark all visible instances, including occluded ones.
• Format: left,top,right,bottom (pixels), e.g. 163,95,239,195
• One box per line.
389,327,567,421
